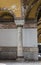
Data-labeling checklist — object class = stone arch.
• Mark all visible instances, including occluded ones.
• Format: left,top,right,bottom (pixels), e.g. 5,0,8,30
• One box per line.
36,5,41,21
0,8,15,22
37,5,41,43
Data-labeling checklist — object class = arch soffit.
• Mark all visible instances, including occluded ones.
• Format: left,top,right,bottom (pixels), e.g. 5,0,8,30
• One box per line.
36,5,41,21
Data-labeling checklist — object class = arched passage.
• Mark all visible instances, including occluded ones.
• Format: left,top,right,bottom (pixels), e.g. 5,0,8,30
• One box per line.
37,7,41,43
37,6,41,54
0,8,17,60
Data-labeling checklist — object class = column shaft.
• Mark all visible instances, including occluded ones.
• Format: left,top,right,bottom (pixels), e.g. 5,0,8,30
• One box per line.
17,26,23,57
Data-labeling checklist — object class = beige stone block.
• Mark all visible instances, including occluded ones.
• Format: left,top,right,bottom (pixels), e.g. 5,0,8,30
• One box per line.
30,47,38,52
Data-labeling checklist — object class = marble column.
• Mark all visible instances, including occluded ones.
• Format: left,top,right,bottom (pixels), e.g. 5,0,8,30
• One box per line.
17,26,23,57
15,19,25,58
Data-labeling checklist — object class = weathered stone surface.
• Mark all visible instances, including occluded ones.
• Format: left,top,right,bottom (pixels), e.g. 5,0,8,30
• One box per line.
0,23,37,29
0,47,38,60
0,47,17,60
23,47,38,61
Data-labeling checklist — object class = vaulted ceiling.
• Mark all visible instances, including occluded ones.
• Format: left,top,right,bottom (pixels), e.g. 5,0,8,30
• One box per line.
23,0,41,19
0,0,41,20
0,0,22,18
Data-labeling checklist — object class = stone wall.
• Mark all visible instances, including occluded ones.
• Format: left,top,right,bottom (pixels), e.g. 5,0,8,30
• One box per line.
23,47,38,61
0,47,38,60
0,47,17,60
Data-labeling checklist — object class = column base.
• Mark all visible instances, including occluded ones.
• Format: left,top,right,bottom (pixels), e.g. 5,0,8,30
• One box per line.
16,56,24,62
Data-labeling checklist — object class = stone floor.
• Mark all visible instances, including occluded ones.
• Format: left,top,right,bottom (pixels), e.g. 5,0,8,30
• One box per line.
0,60,41,65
